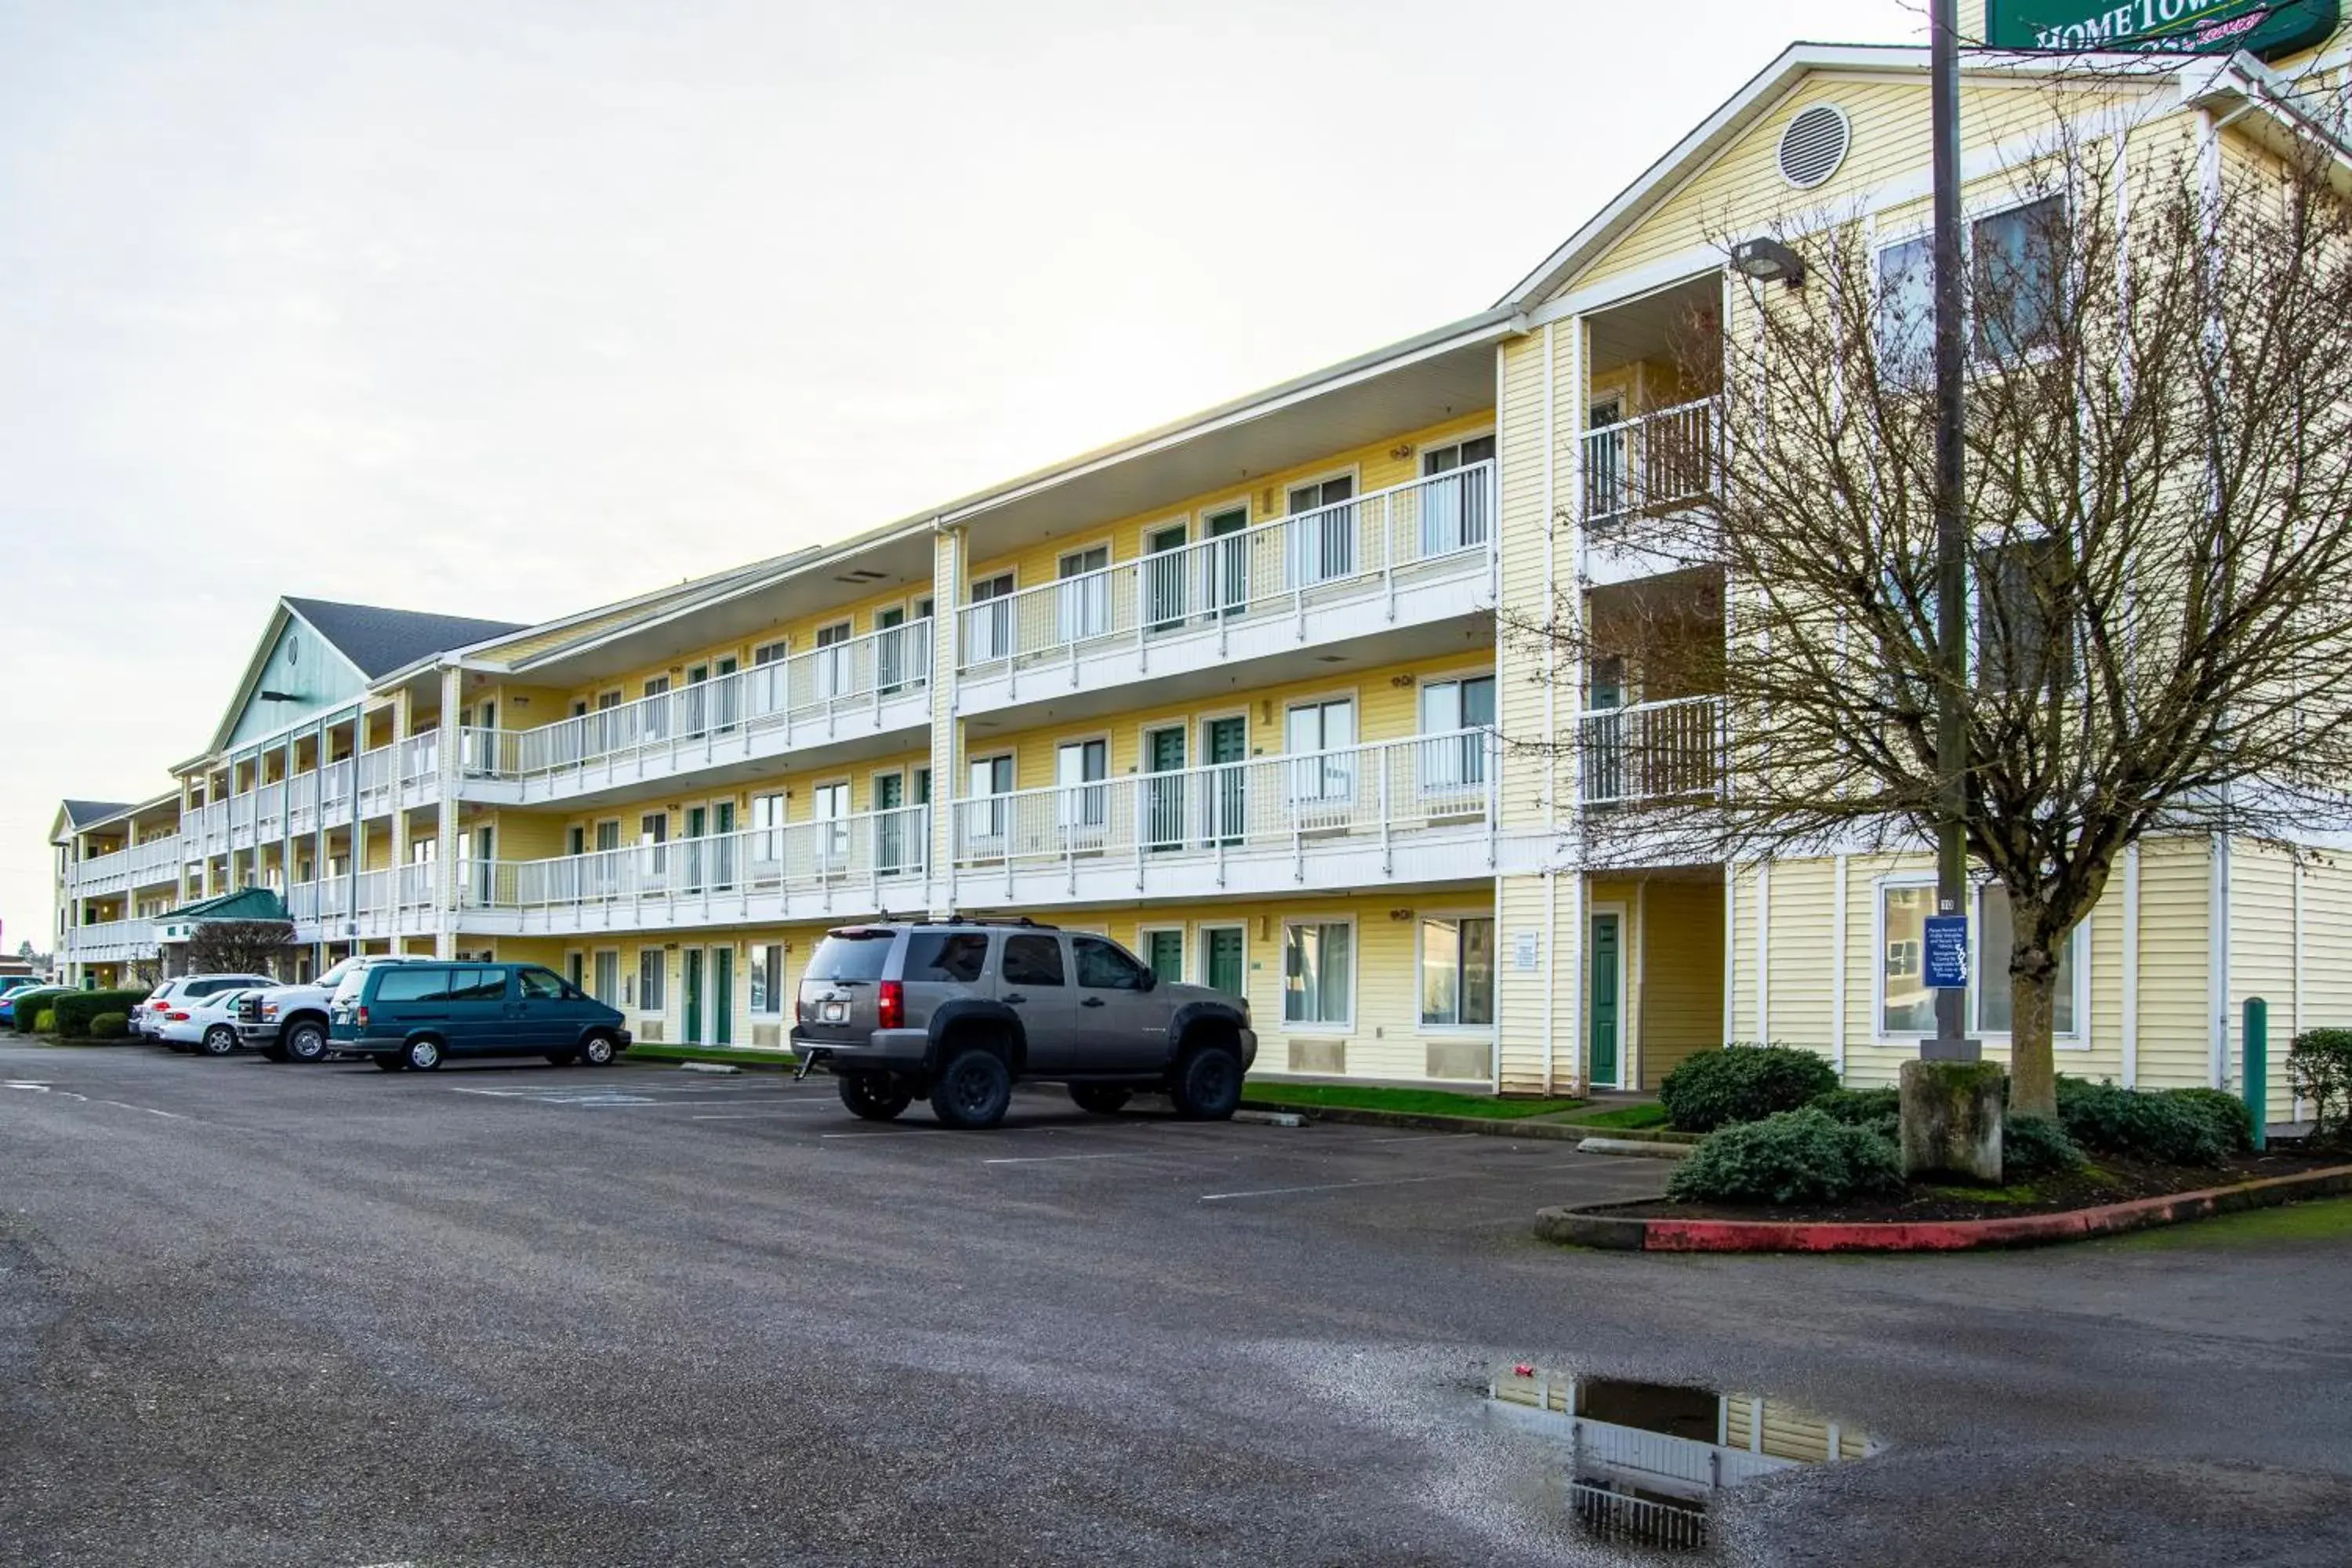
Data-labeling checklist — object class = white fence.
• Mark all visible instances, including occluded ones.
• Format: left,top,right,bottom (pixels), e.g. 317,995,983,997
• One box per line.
949,731,1494,875
463,619,932,782
1581,398,1716,531
474,807,931,915
956,465,1493,673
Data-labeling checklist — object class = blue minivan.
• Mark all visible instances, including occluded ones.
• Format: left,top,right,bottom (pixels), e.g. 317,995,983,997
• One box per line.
328,961,631,1072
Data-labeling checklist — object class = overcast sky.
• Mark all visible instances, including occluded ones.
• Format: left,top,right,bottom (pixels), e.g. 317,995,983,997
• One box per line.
0,0,1915,950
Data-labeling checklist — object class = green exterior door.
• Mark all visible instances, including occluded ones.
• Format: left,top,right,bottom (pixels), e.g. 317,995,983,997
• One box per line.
712,946,735,1045
1205,927,1245,997
1589,913,1621,1087
1146,727,1186,851
1206,717,1246,844
876,772,905,872
1207,506,1247,616
684,949,705,1044
1145,930,1184,985
1145,522,1189,633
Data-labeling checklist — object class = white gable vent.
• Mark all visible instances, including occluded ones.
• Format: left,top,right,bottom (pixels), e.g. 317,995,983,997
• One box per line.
1777,103,1851,190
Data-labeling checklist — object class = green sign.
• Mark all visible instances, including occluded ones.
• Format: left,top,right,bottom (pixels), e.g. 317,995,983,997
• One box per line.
1986,0,2339,56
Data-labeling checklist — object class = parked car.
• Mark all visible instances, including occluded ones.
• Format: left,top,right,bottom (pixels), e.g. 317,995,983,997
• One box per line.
1,985,71,1030
790,917,1255,1130
156,988,270,1056
134,975,275,1040
328,961,631,1072
238,954,436,1063
0,975,49,999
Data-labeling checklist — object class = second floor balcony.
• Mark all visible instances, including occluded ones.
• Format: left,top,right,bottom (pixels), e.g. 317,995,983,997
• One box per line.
955,464,1493,714
459,619,933,808
456,805,934,935
949,730,1497,906
286,864,437,941
63,918,158,961
1581,399,1716,586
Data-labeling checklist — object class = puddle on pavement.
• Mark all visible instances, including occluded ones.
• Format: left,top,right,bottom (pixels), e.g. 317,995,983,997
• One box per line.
1482,1367,1882,1556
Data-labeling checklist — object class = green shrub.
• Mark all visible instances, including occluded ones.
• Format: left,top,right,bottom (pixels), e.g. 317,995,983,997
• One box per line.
31,1009,54,1035
86,1011,129,1040
2286,1029,2352,1136
1659,1044,1840,1132
49,989,152,1040
2161,1087,2256,1153
1666,1108,1905,1206
1811,1087,1900,1127
2056,1076,2226,1167
2002,1114,2085,1177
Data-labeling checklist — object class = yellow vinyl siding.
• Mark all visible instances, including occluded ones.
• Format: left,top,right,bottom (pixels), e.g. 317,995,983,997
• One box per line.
1639,876,1724,1090
2133,837,2211,1091
2227,841,2299,1123
1570,74,2140,301
963,412,1497,597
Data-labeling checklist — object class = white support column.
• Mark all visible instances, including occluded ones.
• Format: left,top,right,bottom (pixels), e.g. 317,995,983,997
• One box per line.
928,521,961,918
1722,859,1737,1047
2209,832,2230,1089
1755,860,1771,1043
2121,841,2140,1089
1830,855,1849,1077
434,666,463,960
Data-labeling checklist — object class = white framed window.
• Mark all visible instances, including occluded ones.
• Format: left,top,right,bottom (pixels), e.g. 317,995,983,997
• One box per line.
1286,697,1356,804
1973,883,2086,1044
1419,913,1495,1028
1418,673,1494,792
1878,193,2067,387
967,753,1014,841
1056,543,1112,644
1286,473,1357,584
1282,919,1355,1029
967,571,1015,662
1875,875,2085,1042
814,620,854,700
812,781,851,870
1419,433,1495,553
750,943,784,1014
637,949,666,1014
1054,738,1108,831
591,949,620,1006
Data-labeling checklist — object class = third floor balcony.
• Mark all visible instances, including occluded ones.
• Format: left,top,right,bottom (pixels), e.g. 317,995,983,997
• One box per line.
457,619,934,808
954,464,1493,720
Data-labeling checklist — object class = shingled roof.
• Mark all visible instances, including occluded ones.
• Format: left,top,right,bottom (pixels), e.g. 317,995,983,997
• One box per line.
60,800,132,829
282,598,528,679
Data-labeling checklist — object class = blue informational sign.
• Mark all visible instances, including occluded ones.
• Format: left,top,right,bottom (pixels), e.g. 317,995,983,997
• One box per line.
1924,916,1970,990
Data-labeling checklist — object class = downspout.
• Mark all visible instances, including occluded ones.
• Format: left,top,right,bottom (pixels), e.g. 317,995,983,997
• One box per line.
1541,322,1557,1094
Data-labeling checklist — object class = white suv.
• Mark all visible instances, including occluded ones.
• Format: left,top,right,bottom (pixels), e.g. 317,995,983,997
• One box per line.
136,975,275,1043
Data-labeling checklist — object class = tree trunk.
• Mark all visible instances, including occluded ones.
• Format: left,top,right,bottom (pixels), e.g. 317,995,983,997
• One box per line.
2008,947,2062,1120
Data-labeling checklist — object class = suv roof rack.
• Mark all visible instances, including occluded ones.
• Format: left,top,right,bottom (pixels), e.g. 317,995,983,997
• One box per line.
936,913,1059,930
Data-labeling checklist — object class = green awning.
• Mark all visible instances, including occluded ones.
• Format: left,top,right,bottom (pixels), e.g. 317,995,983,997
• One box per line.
157,887,291,924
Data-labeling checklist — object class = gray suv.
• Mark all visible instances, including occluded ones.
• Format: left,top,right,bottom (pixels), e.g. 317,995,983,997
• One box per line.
792,919,1256,1130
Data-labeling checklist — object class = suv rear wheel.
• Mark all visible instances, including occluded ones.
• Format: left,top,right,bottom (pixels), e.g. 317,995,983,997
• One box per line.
840,1073,912,1122
1170,1044,1243,1120
1069,1084,1131,1116
929,1047,1011,1130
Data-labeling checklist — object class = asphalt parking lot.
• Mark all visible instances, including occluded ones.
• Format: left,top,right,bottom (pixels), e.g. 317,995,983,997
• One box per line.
5,1040,2351,1567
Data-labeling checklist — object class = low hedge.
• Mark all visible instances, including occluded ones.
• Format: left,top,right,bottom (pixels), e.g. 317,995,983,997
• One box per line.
2002,1113,2085,1177
31,1009,55,1035
2056,1076,2227,1167
87,1011,129,1040
1659,1044,1840,1133
1810,1086,1900,1135
1667,1108,1904,1206
2161,1087,2255,1153
49,988,153,1040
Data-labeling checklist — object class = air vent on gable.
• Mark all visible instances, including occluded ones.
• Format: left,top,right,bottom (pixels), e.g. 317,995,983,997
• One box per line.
1777,103,1851,190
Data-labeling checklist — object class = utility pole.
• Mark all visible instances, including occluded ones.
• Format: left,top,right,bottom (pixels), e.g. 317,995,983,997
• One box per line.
1927,0,1978,1062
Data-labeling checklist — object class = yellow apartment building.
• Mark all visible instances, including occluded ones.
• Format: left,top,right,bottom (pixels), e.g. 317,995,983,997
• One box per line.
53,9,2352,1112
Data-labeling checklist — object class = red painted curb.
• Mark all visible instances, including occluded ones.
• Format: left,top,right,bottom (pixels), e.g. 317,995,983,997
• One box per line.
1536,1164,2352,1253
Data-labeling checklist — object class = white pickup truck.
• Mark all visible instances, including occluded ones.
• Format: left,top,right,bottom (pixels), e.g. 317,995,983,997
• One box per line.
237,954,433,1062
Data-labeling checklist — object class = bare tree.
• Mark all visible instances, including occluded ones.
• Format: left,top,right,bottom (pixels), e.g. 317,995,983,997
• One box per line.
184,920,294,979
1512,90,2352,1118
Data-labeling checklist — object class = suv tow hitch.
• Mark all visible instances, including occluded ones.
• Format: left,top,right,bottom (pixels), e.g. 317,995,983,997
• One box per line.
793,1047,831,1082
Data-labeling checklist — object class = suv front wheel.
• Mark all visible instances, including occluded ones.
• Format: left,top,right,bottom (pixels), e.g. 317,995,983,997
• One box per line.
1170,1044,1243,1121
840,1073,912,1122
929,1047,1011,1131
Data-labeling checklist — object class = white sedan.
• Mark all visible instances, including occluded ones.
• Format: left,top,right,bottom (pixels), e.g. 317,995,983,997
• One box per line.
158,988,268,1057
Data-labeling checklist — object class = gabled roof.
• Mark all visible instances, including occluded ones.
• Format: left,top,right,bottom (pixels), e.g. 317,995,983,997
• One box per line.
282,598,526,679
159,887,289,923
60,799,132,829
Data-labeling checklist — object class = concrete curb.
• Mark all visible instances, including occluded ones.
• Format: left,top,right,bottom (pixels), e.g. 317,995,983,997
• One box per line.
1534,1163,2352,1252
1232,1109,1305,1128
1237,1102,1697,1143
1577,1136,1692,1160
679,1062,742,1076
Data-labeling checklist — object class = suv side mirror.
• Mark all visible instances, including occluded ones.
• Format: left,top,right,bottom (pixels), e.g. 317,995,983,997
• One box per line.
1140,969,1158,992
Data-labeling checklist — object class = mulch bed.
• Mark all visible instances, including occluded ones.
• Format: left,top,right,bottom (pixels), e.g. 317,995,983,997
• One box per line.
1592,1145,2348,1225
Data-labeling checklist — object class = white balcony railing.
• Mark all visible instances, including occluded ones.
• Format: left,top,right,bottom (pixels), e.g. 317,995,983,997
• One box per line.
66,919,157,957
1578,695,1725,807
1581,398,1717,531
951,731,1494,876
463,619,933,783
956,465,1493,673
471,806,931,914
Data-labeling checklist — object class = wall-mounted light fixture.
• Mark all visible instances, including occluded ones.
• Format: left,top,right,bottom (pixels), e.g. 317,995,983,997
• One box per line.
1730,236,1806,289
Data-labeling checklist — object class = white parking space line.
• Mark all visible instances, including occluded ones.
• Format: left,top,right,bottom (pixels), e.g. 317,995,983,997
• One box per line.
1198,1160,1587,1202
982,1151,1141,1165
690,1107,837,1120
